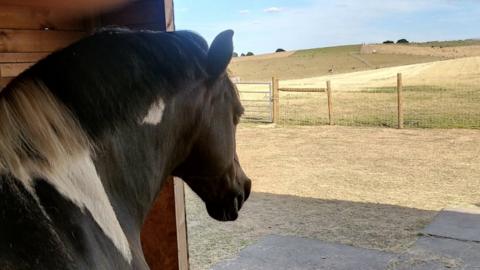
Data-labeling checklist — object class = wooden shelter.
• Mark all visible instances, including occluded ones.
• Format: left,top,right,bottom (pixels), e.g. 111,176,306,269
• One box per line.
0,1,188,269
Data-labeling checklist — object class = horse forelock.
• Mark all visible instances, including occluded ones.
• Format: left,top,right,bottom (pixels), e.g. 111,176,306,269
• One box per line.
0,78,133,263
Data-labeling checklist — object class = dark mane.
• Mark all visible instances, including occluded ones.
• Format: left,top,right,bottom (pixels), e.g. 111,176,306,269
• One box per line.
10,28,210,139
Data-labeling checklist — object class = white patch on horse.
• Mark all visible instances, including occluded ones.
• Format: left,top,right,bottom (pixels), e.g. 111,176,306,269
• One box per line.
142,98,165,125
30,151,133,263
0,79,132,263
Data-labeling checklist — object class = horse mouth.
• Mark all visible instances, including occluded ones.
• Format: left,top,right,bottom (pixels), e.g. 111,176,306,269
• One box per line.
206,195,243,221
206,181,250,221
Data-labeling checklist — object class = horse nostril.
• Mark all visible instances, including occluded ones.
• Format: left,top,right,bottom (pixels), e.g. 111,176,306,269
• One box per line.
233,197,239,212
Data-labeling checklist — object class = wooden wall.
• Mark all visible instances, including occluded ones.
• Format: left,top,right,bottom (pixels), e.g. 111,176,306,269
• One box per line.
0,0,175,90
0,4,86,89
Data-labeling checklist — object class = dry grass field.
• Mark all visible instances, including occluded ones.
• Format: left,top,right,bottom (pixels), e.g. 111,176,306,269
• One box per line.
235,56,480,128
229,40,480,82
186,125,480,270
229,45,445,82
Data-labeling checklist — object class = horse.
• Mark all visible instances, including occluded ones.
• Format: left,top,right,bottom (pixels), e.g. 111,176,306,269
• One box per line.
0,28,251,269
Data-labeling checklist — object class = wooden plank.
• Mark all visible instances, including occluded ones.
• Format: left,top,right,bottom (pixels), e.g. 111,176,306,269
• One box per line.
141,177,180,270
0,29,85,53
0,77,13,90
0,5,84,30
101,0,166,27
278,87,325,93
164,0,174,31
0,52,48,63
126,23,165,31
0,62,32,77
173,177,189,270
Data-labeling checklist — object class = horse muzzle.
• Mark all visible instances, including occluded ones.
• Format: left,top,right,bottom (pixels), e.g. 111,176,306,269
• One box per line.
206,177,251,221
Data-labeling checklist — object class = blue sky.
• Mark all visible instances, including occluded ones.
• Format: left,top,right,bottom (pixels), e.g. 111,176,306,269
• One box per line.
174,0,480,54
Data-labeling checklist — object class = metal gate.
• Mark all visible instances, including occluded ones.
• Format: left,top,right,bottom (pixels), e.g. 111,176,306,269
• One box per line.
236,82,273,123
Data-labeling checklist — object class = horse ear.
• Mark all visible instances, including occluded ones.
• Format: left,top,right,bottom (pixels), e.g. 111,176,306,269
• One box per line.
207,30,234,78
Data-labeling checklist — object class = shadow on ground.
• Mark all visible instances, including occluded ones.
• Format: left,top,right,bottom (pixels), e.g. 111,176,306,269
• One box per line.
186,190,437,270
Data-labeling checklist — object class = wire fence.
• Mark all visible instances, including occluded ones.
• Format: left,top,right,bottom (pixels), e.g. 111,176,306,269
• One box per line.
236,72,480,129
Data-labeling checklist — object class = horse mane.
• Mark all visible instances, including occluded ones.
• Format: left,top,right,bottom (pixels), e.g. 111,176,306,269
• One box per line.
0,78,92,181
0,28,212,180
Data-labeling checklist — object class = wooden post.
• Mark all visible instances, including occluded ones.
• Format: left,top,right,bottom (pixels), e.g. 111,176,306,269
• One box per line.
272,76,280,123
141,177,189,270
173,178,189,270
397,73,404,129
326,80,333,125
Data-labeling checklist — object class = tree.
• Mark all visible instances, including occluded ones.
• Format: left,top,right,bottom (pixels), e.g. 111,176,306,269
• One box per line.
383,40,394,44
397,39,409,44
240,53,245,57
275,48,286,52
246,52,254,56
232,52,238,57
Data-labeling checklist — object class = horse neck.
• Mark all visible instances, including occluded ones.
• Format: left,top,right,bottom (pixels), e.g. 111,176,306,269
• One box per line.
93,91,202,229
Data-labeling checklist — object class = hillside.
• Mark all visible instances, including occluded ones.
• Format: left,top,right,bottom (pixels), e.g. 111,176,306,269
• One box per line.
229,40,480,82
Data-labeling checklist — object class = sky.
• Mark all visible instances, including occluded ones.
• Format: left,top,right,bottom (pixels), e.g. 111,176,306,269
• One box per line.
174,0,480,55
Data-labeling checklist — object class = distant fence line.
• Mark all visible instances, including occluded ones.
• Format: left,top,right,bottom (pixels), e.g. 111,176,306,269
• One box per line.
236,73,479,129
272,74,404,128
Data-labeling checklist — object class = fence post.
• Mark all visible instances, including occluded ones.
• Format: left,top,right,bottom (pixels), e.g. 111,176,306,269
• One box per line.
272,76,280,123
326,80,333,125
397,73,404,129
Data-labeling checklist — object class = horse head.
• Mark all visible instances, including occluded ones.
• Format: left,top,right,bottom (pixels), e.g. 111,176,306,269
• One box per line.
173,30,251,221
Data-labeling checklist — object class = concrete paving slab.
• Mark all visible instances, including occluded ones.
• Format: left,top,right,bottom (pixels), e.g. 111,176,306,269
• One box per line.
413,237,480,269
422,207,480,242
211,235,396,270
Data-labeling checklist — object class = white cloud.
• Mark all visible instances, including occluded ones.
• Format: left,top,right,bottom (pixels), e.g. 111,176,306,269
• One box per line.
239,9,250,15
264,7,282,13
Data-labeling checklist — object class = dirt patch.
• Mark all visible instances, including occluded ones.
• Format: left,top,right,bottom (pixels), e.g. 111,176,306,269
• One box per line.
186,125,480,270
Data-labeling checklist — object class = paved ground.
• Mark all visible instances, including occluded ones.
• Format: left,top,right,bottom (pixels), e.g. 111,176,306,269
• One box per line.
211,207,480,270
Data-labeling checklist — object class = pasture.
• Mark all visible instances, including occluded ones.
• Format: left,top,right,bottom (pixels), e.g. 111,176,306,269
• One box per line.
238,56,480,129
229,44,445,82
186,125,480,270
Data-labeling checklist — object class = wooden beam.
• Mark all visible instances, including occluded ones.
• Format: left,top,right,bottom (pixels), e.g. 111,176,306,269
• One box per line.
164,0,174,31
101,0,166,27
0,52,48,63
0,62,33,77
278,87,325,93
141,177,189,270
0,29,85,53
126,23,165,31
0,5,84,30
173,178,189,270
